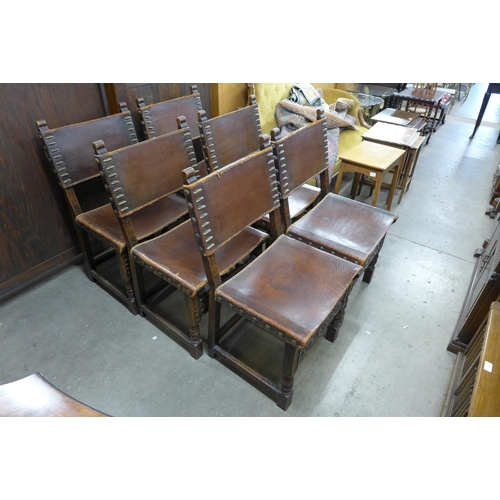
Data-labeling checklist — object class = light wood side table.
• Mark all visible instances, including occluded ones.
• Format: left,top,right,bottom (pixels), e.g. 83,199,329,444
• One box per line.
334,141,405,211
362,122,426,204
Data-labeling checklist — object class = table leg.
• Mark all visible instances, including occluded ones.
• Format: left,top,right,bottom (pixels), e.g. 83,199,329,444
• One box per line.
470,91,491,139
386,164,400,211
397,149,413,204
333,167,344,194
350,172,361,199
371,174,383,208
424,100,441,145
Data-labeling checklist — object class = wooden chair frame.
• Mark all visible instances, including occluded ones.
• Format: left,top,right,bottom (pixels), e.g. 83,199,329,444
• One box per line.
36,104,141,313
183,139,361,410
137,85,204,161
272,109,398,284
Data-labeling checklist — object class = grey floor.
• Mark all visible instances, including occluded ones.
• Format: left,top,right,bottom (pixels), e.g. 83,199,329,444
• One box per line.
2,83,500,418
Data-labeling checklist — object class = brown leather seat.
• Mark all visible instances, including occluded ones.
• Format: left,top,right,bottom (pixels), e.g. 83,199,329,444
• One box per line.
95,124,268,360
182,141,361,410
137,85,204,162
271,111,398,283
0,373,109,417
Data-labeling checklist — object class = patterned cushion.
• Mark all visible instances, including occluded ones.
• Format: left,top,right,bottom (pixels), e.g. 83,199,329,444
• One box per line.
279,101,357,130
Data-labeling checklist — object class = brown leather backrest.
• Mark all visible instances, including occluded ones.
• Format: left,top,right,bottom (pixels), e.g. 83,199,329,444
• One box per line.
271,116,328,198
36,109,137,189
137,91,202,140
183,146,279,255
95,127,197,217
198,102,262,172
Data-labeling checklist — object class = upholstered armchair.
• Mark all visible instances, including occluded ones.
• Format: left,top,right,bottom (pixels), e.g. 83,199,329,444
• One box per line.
247,83,370,179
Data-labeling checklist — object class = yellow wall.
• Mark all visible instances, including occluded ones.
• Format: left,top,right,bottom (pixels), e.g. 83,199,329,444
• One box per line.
210,83,248,116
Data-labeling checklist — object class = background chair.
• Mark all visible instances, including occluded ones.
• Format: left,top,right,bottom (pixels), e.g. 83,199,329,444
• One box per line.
197,94,262,172
404,83,452,128
95,125,271,359
198,96,321,229
36,104,144,313
136,85,205,162
272,110,398,284
183,142,361,410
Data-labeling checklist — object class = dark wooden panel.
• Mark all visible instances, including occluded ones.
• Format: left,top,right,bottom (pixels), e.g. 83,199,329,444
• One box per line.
0,83,107,299
103,83,211,140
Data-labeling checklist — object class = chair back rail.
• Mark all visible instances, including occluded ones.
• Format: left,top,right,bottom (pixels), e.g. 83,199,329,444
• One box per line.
271,110,329,199
137,86,203,140
95,123,197,218
198,95,262,172
182,141,281,257
36,103,137,190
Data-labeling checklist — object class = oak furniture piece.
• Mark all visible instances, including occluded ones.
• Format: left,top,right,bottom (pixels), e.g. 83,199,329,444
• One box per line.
103,83,212,141
334,141,405,211
370,107,426,131
442,302,500,416
96,125,270,359
198,97,320,229
394,87,448,144
362,122,426,204
94,124,202,358
469,83,500,144
183,141,361,410
0,373,109,417
448,218,500,353
36,104,145,314
272,112,398,284
136,85,205,161
197,95,262,172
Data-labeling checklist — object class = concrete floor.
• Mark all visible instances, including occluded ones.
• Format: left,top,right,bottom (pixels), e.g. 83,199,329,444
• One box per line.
1,83,500,418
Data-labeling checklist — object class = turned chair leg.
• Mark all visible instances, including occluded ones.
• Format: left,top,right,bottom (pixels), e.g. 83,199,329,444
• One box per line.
362,252,379,284
277,342,300,411
324,295,350,343
184,295,204,360
207,294,222,358
118,253,138,315
76,227,96,281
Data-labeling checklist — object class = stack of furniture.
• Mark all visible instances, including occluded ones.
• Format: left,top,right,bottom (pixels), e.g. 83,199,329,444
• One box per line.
393,84,451,145
361,122,426,205
34,88,403,411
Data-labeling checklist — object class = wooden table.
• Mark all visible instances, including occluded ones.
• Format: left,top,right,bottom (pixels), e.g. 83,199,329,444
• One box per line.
334,141,405,211
370,107,426,131
0,373,109,417
394,87,447,145
362,122,426,204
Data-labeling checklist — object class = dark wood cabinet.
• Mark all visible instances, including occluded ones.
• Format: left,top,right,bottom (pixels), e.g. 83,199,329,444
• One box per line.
447,218,500,353
442,301,500,416
0,83,107,300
